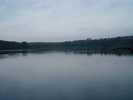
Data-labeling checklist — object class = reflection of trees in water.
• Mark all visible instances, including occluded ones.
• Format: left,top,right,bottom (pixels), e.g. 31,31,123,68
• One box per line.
0,53,26,60
0,50,133,60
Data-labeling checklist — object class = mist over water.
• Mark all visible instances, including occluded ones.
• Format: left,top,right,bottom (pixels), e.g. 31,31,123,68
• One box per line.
0,52,133,100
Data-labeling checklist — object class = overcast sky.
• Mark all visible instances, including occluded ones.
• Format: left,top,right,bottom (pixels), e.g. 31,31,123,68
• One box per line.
0,0,133,42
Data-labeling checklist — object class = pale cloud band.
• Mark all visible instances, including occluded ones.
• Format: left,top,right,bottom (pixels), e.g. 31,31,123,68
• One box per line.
0,0,133,41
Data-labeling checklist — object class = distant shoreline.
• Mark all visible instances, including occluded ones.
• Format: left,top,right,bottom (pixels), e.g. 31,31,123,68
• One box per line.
0,36,133,55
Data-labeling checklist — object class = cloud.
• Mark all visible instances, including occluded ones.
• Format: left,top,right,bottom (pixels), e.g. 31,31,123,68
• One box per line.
0,0,133,41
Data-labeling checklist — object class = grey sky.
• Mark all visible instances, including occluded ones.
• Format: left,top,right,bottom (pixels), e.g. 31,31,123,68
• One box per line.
0,0,133,42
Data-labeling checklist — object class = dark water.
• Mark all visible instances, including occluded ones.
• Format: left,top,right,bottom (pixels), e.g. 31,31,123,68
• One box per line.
0,52,133,100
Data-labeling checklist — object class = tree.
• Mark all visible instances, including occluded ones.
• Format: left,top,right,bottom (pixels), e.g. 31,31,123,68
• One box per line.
21,41,29,49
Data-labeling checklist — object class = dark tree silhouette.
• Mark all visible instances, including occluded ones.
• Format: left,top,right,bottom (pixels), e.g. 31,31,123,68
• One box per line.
21,41,29,49
0,36,133,54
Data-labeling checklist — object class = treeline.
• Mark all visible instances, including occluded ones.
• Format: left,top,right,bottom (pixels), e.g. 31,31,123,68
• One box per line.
0,36,133,54
29,36,133,53
0,41,29,50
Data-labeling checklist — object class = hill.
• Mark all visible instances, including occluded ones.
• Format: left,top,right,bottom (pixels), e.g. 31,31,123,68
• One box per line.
0,36,133,54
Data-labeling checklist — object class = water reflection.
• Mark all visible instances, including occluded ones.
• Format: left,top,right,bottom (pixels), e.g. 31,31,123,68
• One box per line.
0,50,133,60
0,51,133,100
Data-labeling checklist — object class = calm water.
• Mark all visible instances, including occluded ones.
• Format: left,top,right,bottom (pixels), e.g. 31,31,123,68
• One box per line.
0,52,133,100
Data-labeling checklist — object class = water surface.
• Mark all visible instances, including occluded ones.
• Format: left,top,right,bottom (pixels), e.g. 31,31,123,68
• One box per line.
0,52,133,100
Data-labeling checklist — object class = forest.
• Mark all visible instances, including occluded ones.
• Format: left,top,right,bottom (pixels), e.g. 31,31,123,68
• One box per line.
0,36,133,54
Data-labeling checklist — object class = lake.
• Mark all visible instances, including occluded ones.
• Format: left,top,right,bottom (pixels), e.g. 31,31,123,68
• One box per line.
0,51,133,100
